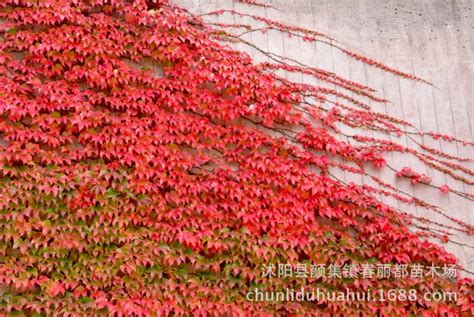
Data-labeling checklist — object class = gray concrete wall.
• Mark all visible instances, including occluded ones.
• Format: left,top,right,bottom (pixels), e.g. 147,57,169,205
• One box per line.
174,0,474,274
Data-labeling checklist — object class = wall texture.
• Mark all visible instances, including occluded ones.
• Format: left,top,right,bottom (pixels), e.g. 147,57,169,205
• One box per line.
174,0,474,275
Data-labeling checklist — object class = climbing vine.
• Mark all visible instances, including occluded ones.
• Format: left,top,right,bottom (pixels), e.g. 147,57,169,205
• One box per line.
0,0,472,315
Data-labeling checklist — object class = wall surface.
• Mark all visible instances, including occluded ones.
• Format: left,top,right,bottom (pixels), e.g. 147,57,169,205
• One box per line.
174,0,474,275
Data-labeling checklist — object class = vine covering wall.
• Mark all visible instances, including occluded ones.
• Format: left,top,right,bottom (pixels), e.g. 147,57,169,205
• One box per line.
0,0,472,315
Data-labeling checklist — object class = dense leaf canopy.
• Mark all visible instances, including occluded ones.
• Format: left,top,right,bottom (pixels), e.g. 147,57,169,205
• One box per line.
0,0,472,315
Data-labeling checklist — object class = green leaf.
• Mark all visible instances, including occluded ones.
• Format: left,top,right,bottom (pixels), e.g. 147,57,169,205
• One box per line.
199,271,216,280
176,267,187,275
240,227,250,235
105,188,119,197
79,297,93,304
159,243,170,251
45,208,55,215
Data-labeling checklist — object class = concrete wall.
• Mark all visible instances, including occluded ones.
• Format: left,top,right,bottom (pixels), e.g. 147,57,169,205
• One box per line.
174,0,474,274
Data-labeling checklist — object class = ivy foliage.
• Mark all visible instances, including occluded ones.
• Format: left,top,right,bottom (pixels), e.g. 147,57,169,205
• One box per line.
0,0,472,315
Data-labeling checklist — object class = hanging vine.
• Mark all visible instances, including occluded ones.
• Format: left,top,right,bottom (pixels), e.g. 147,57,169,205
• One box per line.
0,0,472,315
